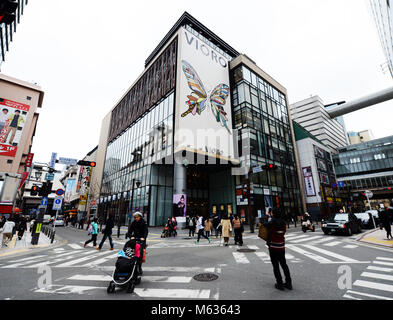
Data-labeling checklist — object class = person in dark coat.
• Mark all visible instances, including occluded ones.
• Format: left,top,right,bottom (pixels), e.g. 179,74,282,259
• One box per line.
126,212,148,274
212,213,221,238
17,216,27,240
97,215,114,250
382,206,393,239
264,208,292,291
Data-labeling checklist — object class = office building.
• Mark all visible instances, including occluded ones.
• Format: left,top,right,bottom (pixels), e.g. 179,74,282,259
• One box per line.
348,130,374,145
289,96,349,154
95,12,303,227
0,73,44,214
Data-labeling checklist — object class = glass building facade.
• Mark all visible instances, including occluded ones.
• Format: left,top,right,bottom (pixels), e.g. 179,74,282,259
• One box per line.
97,13,303,227
231,65,302,218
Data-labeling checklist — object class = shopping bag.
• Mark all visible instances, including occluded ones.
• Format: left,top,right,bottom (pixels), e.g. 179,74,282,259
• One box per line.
258,223,268,241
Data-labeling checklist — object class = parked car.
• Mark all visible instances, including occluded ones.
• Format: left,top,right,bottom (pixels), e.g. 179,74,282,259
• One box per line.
52,216,64,227
355,212,377,229
321,212,362,236
43,215,52,224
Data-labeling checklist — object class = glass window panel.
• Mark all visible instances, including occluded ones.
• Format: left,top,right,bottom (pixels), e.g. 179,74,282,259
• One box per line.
242,66,251,83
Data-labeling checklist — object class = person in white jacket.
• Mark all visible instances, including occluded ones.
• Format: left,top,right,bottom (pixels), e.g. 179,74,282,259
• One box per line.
1,218,15,247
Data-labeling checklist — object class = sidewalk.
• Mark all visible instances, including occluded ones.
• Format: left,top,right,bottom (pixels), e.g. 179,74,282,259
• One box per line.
357,228,393,248
0,226,57,257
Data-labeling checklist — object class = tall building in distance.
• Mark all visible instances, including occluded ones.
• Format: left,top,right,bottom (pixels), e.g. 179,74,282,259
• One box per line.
369,0,393,77
348,130,374,145
289,96,348,154
94,12,304,227
0,0,29,69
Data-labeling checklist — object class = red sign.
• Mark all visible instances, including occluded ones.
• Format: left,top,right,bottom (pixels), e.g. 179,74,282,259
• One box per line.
18,172,29,190
25,153,34,167
1,99,30,112
0,144,17,157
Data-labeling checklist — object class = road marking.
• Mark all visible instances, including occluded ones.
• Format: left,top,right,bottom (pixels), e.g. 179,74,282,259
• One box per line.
311,238,335,244
25,251,99,268
376,257,393,262
134,288,210,299
343,294,362,300
289,236,323,244
345,290,393,300
68,244,83,250
323,241,342,247
67,274,193,283
302,244,358,262
367,266,393,273
361,272,393,282
285,235,309,241
354,280,393,293
80,253,118,267
7,255,47,264
255,251,270,263
343,245,358,249
247,245,259,250
34,285,104,294
232,252,250,264
286,244,333,263
56,251,114,267
68,275,112,281
373,261,393,266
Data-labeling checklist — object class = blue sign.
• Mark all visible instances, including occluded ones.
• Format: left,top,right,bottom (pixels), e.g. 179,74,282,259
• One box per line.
50,152,57,169
56,189,64,196
45,173,55,181
40,197,48,206
338,181,345,188
52,196,63,210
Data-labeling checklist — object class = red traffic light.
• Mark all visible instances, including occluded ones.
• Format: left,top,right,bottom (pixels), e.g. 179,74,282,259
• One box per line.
32,185,38,191
268,164,273,169
388,187,392,190
90,162,96,167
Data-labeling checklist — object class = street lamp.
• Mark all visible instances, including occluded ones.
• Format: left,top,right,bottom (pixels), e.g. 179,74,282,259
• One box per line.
34,170,42,180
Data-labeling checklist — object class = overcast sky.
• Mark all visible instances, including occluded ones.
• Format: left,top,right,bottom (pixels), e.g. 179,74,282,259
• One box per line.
1,0,391,164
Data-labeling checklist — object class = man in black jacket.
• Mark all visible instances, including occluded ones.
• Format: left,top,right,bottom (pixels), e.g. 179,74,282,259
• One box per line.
126,212,148,274
97,215,114,250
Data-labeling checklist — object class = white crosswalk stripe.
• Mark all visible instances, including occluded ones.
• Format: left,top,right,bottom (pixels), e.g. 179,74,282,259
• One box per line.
301,244,358,263
232,252,250,264
288,236,323,243
344,257,393,300
286,244,333,263
322,241,342,247
343,245,358,249
56,251,115,267
311,237,336,244
68,244,83,250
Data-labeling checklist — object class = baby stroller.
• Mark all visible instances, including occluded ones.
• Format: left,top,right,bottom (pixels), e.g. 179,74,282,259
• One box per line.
161,223,170,238
107,239,143,294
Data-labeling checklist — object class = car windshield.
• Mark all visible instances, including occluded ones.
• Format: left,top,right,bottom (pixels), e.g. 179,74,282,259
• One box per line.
333,214,348,222
355,213,368,219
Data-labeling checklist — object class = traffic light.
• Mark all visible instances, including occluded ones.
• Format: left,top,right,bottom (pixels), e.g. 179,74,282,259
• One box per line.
262,163,278,170
77,160,96,167
30,185,39,196
38,182,53,196
0,0,18,25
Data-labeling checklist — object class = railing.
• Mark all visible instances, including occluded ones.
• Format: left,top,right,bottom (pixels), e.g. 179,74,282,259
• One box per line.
41,224,56,244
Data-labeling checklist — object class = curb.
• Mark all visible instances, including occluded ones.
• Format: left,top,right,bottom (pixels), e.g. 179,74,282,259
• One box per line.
356,228,393,249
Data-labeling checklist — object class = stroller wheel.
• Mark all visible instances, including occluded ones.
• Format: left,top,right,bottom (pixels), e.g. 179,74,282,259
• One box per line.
127,282,135,293
107,281,115,294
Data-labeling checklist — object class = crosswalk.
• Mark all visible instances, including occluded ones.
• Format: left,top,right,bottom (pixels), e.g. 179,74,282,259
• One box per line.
31,265,221,299
344,257,393,300
284,232,358,249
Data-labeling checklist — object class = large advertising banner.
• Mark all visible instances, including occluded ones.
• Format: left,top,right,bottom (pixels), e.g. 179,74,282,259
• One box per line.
0,98,29,157
302,166,316,197
65,179,77,203
173,194,186,216
175,27,235,162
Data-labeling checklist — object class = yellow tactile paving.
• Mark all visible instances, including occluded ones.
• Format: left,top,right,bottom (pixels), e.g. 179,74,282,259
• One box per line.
362,237,393,246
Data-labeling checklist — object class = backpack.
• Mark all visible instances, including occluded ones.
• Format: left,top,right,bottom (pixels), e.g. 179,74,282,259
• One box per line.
189,219,194,227
88,225,93,235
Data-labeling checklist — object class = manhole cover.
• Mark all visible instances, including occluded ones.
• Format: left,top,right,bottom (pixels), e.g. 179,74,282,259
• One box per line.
237,249,256,253
193,273,219,282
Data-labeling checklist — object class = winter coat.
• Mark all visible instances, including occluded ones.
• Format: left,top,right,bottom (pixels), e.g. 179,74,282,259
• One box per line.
232,218,242,229
103,218,114,235
90,221,98,235
264,217,286,251
220,219,232,238
204,219,212,232
127,218,148,239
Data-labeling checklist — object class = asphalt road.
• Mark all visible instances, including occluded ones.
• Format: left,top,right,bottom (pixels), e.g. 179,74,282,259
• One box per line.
0,224,392,300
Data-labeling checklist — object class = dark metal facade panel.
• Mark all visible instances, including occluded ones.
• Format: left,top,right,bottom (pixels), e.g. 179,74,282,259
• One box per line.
108,38,178,144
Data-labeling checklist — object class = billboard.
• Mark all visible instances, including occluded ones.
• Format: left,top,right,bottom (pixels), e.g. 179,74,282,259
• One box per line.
173,194,186,216
0,98,29,157
64,179,77,203
174,27,235,162
302,167,316,197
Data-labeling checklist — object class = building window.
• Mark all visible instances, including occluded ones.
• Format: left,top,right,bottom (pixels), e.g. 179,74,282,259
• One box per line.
7,159,12,164
374,153,386,160
26,96,32,100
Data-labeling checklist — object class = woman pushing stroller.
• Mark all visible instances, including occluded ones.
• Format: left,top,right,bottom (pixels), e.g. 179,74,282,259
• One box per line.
125,212,148,275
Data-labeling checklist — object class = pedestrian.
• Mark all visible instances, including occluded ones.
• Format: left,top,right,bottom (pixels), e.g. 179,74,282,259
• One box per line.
86,217,91,230
17,216,27,240
195,215,210,244
171,216,178,237
0,214,5,229
220,214,232,246
84,218,98,248
204,217,212,238
0,218,15,247
264,208,292,291
187,215,195,237
97,215,114,250
212,213,221,238
232,215,244,246
126,212,148,275
382,206,393,240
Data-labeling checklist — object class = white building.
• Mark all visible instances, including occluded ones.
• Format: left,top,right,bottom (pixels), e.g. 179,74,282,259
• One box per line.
369,0,393,77
289,96,348,154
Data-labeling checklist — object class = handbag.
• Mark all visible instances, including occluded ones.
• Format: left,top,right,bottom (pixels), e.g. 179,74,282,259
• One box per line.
258,223,268,241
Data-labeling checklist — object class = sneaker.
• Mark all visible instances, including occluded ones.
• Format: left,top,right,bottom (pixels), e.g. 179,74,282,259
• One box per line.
195,240,199,244
208,238,211,243
110,248,114,250
97,247,101,250
284,282,293,290
275,283,285,291
83,243,87,248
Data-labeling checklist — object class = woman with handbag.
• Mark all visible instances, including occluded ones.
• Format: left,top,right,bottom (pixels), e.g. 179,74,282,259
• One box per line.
220,214,232,246
232,215,243,246
84,218,98,248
